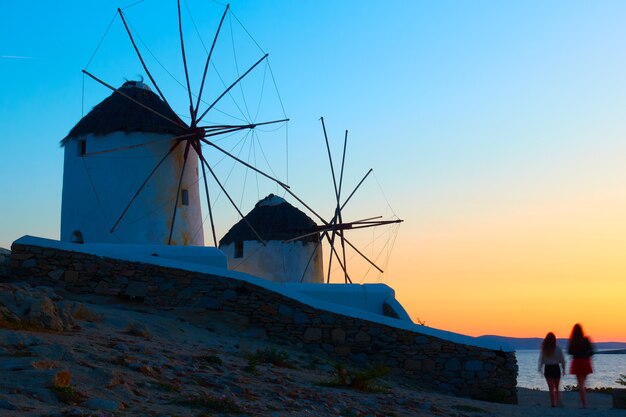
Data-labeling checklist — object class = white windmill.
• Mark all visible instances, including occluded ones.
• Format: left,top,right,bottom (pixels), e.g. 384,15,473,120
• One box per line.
60,2,289,247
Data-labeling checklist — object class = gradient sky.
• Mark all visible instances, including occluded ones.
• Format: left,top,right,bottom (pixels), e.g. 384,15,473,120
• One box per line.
2,1,626,342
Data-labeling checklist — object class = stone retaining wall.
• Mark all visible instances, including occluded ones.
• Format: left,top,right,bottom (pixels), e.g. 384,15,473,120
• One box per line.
9,241,518,403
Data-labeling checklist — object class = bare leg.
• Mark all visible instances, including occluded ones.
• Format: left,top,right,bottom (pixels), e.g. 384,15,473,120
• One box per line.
546,378,556,407
555,376,561,406
576,374,587,408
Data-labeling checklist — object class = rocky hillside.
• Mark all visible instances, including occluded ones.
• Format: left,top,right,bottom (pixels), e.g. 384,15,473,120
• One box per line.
0,277,620,416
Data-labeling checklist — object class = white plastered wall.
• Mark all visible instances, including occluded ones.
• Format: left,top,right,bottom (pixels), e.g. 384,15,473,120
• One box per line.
221,240,323,283
61,132,203,246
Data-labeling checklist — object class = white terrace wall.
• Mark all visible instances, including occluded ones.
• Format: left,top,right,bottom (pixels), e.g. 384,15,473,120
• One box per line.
8,240,518,404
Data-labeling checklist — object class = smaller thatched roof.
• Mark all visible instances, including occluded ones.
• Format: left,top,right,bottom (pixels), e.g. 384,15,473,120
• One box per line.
219,194,319,246
61,81,186,145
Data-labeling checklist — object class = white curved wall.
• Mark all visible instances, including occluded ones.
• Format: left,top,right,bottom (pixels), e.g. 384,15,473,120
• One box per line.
220,240,323,283
61,132,204,246
283,282,413,322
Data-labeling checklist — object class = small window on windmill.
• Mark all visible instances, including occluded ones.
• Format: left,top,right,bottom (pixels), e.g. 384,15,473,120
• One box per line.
71,230,84,244
234,241,244,258
78,139,86,156
181,189,189,206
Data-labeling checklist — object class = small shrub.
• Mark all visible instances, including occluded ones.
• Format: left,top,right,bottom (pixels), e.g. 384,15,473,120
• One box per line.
564,384,613,394
50,370,86,404
51,385,87,405
243,356,258,374
246,347,294,368
4,346,35,357
617,374,626,386
72,303,102,322
32,360,57,370
319,364,390,392
173,394,244,414
124,322,151,339
53,370,71,388
154,380,181,392
194,354,223,366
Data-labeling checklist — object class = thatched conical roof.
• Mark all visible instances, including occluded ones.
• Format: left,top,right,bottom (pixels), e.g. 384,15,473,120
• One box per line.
61,81,186,145
219,194,319,246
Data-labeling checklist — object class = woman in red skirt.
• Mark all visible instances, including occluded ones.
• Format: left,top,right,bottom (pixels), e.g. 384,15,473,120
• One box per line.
567,323,594,408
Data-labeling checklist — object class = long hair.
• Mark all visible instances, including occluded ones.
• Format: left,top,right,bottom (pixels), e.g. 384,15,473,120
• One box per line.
542,332,557,356
568,323,586,351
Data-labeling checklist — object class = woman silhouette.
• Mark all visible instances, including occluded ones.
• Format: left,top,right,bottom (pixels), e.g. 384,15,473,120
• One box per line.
538,332,565,407
568,323,594,408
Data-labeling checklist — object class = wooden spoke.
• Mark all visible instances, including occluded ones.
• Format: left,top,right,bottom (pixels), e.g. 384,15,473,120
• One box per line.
197,151,266,245
168,141,192,244
194,4,229,120
118,8,170,105
320,117,339,200
340,168,373,211
324,231,351,283
299,230,326,283
326,229,336,284
83,132,196,157
283,229,325,243
196,53,269,124
350,215,383,223
338,130,348,199
343,236,383,274
197,118,289,131
82,69,187,130
199,137,289,188
177,0,195,123
111,139,183,233
190,141,218,247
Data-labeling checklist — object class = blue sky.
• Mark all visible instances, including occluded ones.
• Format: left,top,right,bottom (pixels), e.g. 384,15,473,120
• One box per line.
3,1,626,338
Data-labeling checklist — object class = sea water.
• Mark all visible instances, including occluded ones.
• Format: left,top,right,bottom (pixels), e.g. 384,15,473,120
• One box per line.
516,349,626,389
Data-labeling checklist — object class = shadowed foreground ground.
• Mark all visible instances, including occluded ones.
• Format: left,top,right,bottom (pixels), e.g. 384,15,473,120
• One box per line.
0,282,621,417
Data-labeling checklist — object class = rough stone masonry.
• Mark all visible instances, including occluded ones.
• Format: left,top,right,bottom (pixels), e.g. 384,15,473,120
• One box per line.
8,239,518,403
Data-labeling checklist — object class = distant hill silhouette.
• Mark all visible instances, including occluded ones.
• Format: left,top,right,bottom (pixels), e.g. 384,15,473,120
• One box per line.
477,335,626,351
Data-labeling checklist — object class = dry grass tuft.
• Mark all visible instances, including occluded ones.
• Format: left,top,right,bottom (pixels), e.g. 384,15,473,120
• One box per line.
53,370,71,388
32,360,57,370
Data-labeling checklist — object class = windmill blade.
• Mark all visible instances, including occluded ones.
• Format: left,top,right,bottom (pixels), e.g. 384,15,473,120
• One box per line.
110,139,183,233
340,168,373,211
343,235,384,274
194,4,229,120
82,69,187,130
177,0,195,122
350,215,383,223
279,185,328,226
299,230,326,283
196,53,269,124
197,151,267,245
283,229,324,243
337,129,348,201
199,137,289,188
338,214,348,283
198,118,289,132
190,141,218,247
324,231,352,283
347,219,403,226
320,117,339,199
168,141,192,244
83,132,196,157
118,8,170,106
325,229,336,284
